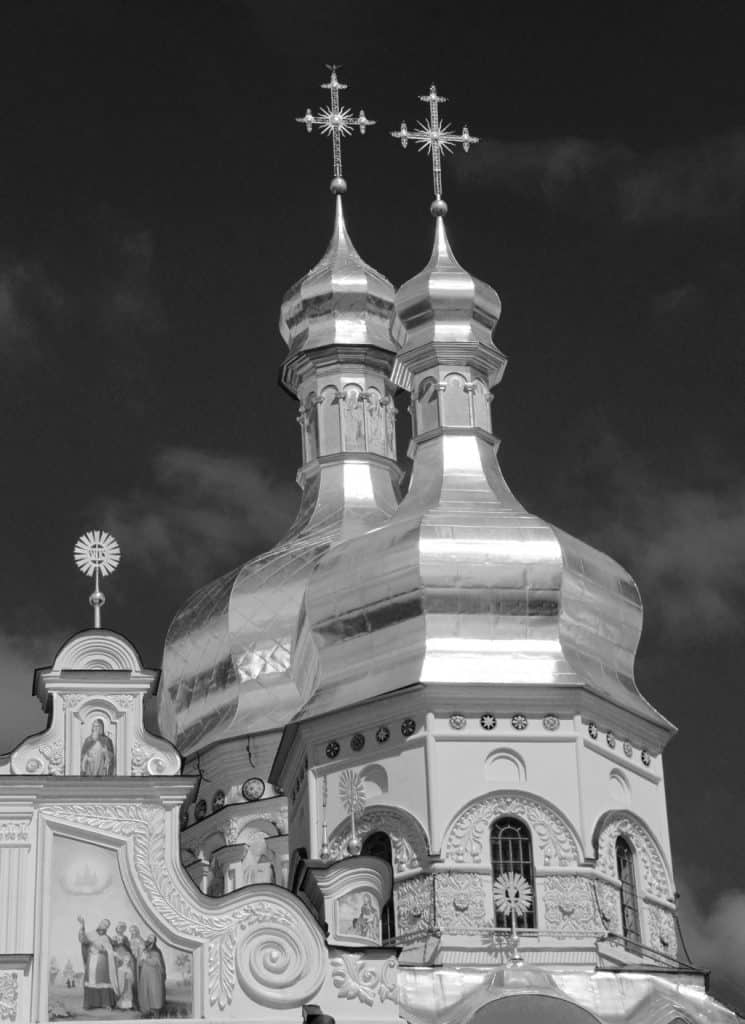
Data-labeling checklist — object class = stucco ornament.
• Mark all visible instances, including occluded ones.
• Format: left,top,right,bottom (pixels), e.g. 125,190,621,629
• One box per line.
395,875,433,934
0,821,30,845
647,903,678,956
330,953,398,1006
596,813,672,900
543,875,599,933
445,792,580,866
40,803,325,1010
328,805,428,873
436,873,489,933
0,972,18,1022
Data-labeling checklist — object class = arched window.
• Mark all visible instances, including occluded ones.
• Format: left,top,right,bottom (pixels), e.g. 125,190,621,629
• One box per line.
361,831,395,943
490,817,536,929
615,836,641,943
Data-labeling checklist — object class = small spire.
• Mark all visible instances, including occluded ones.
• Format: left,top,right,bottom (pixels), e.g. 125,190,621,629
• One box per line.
391,83,479,217
73,530,120,629
296,66,375,194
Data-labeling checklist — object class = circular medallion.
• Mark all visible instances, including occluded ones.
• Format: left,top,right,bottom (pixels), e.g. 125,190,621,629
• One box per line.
542,714,559,731
641,749,651,766
479,713,497,731
623,740,633,758
401,718,416,737
588,721,599,740
350,732,365,752
325,740,340,759
212,790,226,813
606,731,616,749
375,726,390,743
242,777,266,802
194,798,207,821
511,714,528,731
449,713,467,730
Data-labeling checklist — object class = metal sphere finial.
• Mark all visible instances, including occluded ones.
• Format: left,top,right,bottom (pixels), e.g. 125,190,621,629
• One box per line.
74,530,120,629
330,176,347,194
430,197,448,218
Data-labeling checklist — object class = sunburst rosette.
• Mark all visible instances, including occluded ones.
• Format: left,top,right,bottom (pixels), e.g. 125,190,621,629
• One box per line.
493,871,533,919
74,530,121,578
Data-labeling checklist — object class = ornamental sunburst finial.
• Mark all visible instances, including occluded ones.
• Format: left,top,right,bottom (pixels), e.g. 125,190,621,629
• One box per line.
296,66,375,195
74,530,120,629
391,83,479,217
493,871,533,919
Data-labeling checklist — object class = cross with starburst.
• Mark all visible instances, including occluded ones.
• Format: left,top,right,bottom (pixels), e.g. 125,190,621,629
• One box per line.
297,66,375,191
392,84,478,209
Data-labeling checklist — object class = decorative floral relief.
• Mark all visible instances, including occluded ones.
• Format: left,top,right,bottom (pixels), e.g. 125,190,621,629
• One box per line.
542,715,559,732
61,695,84,710
445,793,580,867
330,953,398,1006
435,873,488,933
543,875,599,933
0,821,30,845
328,807,427,874
449,714,467,730
0,971,18,1022
395,876,433,934
596,814,672,901
40,803,325,1010
131,741,147,776
39,738,64,775
647,903,678,957
511,714,528,731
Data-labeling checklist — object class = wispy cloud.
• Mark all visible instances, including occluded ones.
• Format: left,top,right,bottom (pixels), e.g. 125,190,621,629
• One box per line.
459,129,745,224
0,261,63,359
676,873,745,1011
99,446,299,586
0,630,61,754
543,428,745,638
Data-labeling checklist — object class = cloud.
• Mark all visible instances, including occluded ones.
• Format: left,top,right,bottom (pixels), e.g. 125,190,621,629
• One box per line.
0,630,61,755
543,427,745,638
99,446,299,586
459,129,745,224
652,283,702,316
0,261,63,359
676,874,745,1011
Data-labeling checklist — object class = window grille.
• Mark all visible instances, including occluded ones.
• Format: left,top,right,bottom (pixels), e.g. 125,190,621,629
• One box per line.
490,817,536,928
615,836,641,943
361,831,395,942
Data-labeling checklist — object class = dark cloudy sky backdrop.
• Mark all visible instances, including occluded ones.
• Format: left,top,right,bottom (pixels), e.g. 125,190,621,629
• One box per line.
1,0,743,1005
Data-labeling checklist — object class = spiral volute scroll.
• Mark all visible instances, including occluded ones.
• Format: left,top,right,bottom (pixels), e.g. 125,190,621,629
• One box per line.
236,919,326,1008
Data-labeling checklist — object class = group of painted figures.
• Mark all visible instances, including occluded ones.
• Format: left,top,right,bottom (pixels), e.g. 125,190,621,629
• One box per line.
77,917,166,1016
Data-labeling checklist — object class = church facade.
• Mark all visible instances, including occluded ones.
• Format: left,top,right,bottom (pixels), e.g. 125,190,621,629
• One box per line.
0,76,741,1024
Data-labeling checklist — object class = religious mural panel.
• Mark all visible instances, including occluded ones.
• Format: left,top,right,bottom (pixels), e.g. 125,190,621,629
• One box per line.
47,836,192,1020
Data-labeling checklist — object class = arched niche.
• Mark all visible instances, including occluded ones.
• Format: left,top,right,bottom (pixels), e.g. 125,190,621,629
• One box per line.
440,372,470,426
328,804,429,874
470,995,602,1024
485,748,526,786
592,809,674,901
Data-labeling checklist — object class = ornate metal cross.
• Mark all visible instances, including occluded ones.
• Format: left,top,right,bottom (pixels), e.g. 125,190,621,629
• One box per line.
296,66,375,188
392,84,478,204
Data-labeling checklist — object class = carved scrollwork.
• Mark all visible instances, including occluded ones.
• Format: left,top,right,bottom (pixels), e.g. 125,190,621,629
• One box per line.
395,875,433,934
435,872,489,933
330,953,398,1006
236,920,326,1008
543,875,600,933
40,803,325,1010
647,903,678,957
0,821,30,845
444,792,580,867
328,805,428,874
595,813,673,901
0,971,18,1022
595,879,622,934
39,738,64,775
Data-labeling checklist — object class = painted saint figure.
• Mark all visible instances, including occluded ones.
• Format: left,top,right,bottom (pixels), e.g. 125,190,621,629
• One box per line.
112,921,137,1011
138,933,166,1017
353,892,380,940
77,916,119,1010
80,718,115,776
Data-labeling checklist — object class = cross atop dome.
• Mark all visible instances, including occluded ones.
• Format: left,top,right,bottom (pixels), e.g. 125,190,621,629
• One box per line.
296,66,375,194
392,83,479,216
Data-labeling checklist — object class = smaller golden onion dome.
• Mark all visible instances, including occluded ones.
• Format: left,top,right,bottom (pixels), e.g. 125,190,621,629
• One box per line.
279,195,397,395
391,215,506,391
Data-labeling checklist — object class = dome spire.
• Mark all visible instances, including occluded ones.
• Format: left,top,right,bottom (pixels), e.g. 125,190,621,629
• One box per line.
296,65,375,195
391,82,479,217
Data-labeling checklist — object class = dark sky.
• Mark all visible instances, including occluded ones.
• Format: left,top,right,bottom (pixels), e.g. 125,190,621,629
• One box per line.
1,0,744,1002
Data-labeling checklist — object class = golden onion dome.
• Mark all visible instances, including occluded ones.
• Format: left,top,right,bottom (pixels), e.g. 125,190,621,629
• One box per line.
293,216,673,750
158,197,401,757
